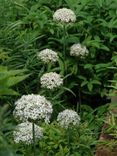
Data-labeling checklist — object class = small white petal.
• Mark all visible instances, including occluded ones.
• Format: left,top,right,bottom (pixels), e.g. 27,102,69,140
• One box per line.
40,72,63,90
70,43,89,58
57,109,80,128
53,8,76,23
37,49,58,64
13,122,43,144
13,94,53,123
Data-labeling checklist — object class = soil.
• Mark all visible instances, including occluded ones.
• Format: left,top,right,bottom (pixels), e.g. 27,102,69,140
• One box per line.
96,109,117,156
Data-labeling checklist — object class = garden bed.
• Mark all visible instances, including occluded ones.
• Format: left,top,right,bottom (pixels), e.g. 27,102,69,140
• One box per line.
96,101,117,156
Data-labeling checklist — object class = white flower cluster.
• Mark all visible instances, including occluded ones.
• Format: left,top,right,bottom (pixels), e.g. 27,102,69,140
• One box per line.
40,72,63,90
13,122,43,144
13,94,53,123
70,43,89,58
37,49,58,64
57,109,80,128
53,8,76,23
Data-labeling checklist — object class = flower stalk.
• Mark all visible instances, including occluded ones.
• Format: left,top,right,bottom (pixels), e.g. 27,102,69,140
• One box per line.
63,24,67,58
32,122,36,156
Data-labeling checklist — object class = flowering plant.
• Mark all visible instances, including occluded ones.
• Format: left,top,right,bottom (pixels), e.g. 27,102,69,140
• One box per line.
57,109,80,128
13,94,53,123
13,122,43,144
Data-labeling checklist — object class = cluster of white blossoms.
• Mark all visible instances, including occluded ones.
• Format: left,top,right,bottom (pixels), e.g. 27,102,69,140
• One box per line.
13,94,53,123
53,8,76,23
57,109,80,128
13,122,43,144
37,49,58,64
40,72,63,90
70,43,89,58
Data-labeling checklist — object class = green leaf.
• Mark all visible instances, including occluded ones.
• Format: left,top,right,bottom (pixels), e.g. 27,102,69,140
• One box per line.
66,36,79,44
0,66,29,96
95,63,112,72
81,81,88,87
63,87,76,97
58,58,65,75
100,45,110,51
84,64,93,69
0,151,14,156
0,88,19,95
72,64,78,75
6,74,30,87
78,75,86,81
91,80,101,85
64,0,79,9
87,83,93,92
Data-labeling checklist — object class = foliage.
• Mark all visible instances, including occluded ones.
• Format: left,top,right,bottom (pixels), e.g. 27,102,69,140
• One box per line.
0,0,116,100
0,66,29,96
0,104,108,156
39,122,95,156
96,52,117,152
0,105,16,156
108,52,117,95
96,104,117,153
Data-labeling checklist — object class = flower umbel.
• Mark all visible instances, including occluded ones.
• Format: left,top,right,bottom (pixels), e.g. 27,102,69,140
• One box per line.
13,94,53,123
57,109,80,128
40,72,63,90
13,122,43,144
37,49,58,64
53,8,76,23
70,43,89,58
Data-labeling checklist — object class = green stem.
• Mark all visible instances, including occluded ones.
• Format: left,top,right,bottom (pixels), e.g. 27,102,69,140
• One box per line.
78,86,81,113
47,63,52,72
76,101,79,113
68,129,70,146
67,127,71,155
63,24,66,58
77,62,82,113
32,122,36,156
63,24,67,76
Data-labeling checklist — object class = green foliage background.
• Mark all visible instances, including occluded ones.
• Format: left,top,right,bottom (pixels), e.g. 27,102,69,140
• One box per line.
1,0,117,97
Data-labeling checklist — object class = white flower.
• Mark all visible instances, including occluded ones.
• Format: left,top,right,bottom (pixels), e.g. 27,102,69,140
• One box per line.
13,122,43,144
40,72,63,90
37,49,58,64
57,109,80,128
70,43,89,58
13,94,53,123
53,8,76,23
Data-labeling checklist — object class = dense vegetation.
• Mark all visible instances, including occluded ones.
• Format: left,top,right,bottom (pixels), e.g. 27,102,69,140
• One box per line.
0,0,117,155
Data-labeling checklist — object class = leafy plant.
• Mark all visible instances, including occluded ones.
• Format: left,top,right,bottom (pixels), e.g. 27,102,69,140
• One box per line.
0,0,117,155
0,104,16,156
0,66,29,96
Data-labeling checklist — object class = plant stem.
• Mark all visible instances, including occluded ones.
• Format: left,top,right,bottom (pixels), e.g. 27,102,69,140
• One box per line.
63,24,67,76
63,24,66,58
67,127,71,156
79,88,81,113
47,63,52,72
77,86,81,113
67,128,70,146
32,122,36,156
